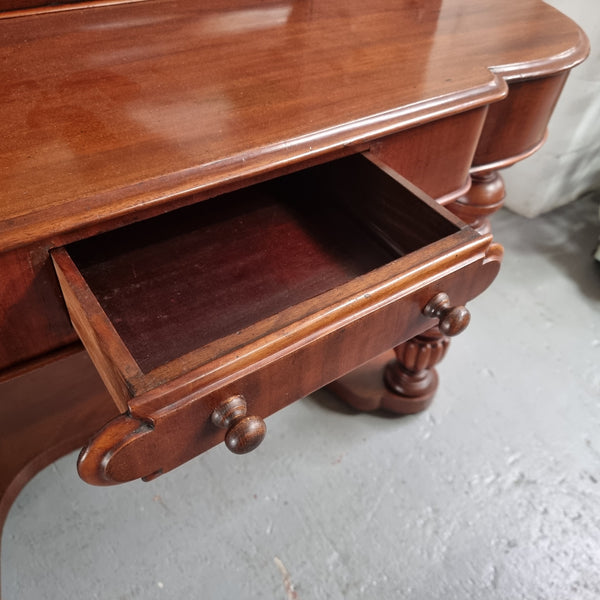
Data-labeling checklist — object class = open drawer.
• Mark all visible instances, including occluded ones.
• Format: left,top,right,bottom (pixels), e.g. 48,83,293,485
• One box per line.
51,153,501,485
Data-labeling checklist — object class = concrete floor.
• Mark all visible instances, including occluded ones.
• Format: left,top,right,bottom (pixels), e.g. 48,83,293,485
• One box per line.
3,194,600,600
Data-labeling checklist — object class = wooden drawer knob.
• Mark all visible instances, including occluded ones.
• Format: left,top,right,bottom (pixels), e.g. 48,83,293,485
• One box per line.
211,395,266,454
423,292,470,336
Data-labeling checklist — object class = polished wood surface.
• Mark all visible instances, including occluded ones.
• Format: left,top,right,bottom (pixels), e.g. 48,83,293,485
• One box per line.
329,289,475,414
0,0,588,253
472,74,569,172
370,107,487,204
0,0,589,371
328,238,503,416
0,248,77,369
0,0,90,13
0,0,589,594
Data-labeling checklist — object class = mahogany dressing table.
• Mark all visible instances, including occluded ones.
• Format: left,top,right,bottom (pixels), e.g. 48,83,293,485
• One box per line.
0,0,588,593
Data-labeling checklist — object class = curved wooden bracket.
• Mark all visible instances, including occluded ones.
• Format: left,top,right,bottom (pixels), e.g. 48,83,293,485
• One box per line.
77,414,156,485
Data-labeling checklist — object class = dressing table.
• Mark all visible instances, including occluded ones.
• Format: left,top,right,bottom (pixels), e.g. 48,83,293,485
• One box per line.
0,0,588,594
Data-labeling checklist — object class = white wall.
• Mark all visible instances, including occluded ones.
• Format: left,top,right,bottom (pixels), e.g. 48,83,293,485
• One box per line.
503,0,600,217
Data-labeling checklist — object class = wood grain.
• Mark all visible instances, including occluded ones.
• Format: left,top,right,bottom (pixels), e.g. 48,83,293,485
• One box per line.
0,247,76,370
0,0,588,252
0,349,118,581
0,0,89,13
52,247,145,411
370,107,488,203
0,1,591,595
472,73,570,172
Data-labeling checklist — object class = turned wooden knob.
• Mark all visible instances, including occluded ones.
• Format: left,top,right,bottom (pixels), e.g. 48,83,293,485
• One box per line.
423,292,470,336
211,395,266,454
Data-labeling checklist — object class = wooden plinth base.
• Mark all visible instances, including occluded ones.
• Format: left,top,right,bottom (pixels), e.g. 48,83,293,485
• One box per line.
326,351,437,415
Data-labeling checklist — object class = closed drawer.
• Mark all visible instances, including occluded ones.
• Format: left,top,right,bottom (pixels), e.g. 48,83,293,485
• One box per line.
51,153,500,485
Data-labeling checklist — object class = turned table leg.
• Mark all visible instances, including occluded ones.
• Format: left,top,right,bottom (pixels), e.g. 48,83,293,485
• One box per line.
382,327,450,413
447,169,506,235
328,170,506,415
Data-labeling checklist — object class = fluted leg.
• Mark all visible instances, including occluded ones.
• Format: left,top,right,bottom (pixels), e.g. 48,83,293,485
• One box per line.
326,326,453,415
382,327,450,413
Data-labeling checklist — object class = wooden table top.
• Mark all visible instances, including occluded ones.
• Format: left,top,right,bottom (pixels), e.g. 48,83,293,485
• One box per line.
0,0,588,251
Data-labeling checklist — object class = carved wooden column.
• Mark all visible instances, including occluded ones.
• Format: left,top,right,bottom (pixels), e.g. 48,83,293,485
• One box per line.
327,328,451,415
382,327,450,413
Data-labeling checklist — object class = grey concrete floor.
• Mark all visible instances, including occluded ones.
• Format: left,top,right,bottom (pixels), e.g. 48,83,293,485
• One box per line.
3,195,600,600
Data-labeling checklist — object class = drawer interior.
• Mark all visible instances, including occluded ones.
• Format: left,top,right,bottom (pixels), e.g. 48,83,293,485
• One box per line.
67,189,398,374
57,153,463,388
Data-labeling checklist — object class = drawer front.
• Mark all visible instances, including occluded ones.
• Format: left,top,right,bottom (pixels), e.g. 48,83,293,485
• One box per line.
52,153,501,484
